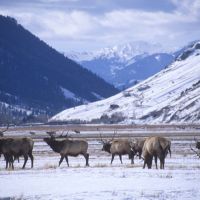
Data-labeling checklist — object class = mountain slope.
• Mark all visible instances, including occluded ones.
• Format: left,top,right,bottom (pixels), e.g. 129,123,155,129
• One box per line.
51,41,200,124
0,15,118,119
67,42,175,89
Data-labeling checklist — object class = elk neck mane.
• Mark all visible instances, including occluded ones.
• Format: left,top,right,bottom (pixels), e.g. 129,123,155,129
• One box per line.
45,139,66,153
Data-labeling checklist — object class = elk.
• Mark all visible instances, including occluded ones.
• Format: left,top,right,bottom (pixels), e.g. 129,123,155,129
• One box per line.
0,137,34,169
194,137,200,149
131,138,146,159
190,137,200,158
142,136,171,169
100,133,135,164
43,133,89,167
0,124,9,137
0,124,21,166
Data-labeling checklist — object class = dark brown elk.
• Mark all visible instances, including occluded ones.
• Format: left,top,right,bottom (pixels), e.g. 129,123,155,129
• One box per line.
43,136,89,167
0,125,27,168
0,137,34,169
142,136,171,169
100,134,135,164
190,137,200,158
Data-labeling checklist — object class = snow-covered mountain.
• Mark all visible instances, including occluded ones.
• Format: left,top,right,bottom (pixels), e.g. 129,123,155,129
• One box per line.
66,41,175,89
51,41,200,124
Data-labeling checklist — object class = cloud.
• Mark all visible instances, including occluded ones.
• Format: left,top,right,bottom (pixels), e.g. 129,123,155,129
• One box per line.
0,0,200,51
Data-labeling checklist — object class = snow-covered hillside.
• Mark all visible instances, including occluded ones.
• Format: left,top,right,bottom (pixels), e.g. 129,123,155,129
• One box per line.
66,41,175,89
51,41,200,124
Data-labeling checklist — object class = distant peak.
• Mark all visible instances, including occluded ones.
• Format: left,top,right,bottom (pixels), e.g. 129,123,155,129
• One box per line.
66,41,167,62
176,40,200,61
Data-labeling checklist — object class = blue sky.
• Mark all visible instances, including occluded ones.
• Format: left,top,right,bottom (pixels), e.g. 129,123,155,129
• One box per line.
0,0,200,52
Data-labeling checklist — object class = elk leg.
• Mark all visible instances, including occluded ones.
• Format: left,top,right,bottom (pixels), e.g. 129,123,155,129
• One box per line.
160,158,165,169
22,155,28,169
147,156,153,169
59,155,64,166
28,152,34,168
111,154,115,164
8,157,11,168
163,159,165,169
143,161,146,169
131,157,134,164
84,153,89,167
154,156,158,169
130,154,134,164
10,156,14,170
139,151,142,159
119,155,123,164
65,156,69,167
14,155,19,163
5,155,8,169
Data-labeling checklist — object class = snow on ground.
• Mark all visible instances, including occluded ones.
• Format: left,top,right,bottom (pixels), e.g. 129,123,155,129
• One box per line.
0,133,200,200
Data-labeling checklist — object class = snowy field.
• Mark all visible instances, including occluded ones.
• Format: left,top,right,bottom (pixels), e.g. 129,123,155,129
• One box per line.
0,127,200,200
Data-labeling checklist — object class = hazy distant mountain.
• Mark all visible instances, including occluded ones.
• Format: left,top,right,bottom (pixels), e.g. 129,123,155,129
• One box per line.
66,42,175,89
0,15,118,122
51,41,200,124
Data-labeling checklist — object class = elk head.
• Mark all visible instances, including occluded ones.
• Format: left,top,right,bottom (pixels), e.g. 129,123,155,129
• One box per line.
99,131,116,153
194,137,200,149
0,124,9,137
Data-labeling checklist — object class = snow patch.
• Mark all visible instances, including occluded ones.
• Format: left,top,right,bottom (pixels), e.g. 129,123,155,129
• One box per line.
60,87,76,100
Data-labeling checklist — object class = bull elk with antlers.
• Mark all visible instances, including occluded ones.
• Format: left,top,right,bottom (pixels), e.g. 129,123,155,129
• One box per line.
43,131,89,167
100,131,135,164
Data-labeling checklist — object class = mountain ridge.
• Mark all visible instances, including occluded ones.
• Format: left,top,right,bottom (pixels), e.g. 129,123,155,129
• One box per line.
66,41,175,89
0,15,118,122
51,40,200,124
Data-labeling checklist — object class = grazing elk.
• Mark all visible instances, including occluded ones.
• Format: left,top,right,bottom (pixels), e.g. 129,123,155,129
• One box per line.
142,136,171,169
43,133,89,167
0,137,34,169
100,133,135,164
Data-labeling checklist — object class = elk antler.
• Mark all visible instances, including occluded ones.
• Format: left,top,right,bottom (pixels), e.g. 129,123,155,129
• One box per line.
58,129,72,139
108,130,117,142
0,124,9,136
99,132,105,144
29,131,36,136
190,144,200,158
46,131,56,139
74,129,80,134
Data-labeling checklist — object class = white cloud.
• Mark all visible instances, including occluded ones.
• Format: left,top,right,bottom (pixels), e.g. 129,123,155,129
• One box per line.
0,0,200,51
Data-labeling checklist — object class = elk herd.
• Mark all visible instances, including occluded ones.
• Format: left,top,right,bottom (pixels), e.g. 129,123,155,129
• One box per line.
0,126,199,170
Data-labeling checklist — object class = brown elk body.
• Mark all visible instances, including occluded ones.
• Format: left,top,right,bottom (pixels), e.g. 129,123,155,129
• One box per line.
102,139,135,164
43,137,89,166
0,137,34,169
142,136,171,169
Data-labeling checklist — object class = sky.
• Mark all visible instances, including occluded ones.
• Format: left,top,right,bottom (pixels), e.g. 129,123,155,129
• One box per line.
0,0,200,52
